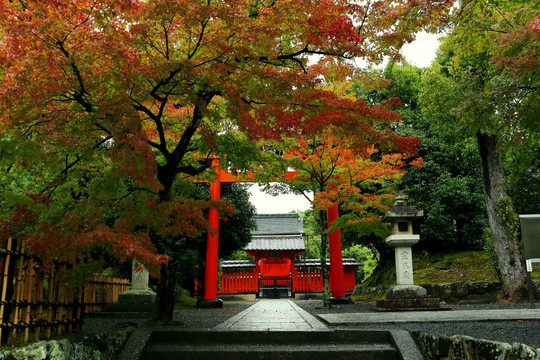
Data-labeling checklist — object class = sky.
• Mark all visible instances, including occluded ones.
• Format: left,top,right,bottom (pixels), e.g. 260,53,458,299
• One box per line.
249,32,442,214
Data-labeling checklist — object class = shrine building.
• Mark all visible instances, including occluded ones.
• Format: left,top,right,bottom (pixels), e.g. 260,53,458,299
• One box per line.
219,214,360,298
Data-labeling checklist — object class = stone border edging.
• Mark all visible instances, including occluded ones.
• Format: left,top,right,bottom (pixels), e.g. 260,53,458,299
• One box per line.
412,331,540,360
355,280,540,303
0,323,136,360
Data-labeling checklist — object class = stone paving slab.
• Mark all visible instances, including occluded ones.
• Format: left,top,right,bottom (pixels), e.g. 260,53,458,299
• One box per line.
215,299,329,331
318,308,540,325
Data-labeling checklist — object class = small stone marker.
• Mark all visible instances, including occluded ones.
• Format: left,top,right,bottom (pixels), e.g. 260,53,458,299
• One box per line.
131,261,150,291
376,194,440,311
107,260,156,314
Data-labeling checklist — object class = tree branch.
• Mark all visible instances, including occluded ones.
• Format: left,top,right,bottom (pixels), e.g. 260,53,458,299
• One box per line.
189,19,209,59
56,40,93,113
170,91,219,165
41,135,113,194
176,158,214,176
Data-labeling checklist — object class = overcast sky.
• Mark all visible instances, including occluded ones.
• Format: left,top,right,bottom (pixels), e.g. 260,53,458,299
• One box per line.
249,32,441,214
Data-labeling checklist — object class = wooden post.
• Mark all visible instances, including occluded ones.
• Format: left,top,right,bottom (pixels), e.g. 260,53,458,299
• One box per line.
11,243,25,347
56,264,67,336
46,265,56,339
35,272,44,342
23,257,35,343
0,238,13,345
66,284,73,334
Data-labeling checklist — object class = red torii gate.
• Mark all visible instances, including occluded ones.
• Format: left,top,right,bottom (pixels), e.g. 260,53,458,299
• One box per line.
197,160,348,307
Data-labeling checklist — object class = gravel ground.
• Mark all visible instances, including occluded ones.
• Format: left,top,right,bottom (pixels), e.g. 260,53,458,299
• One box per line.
82,301,255,333
172,301,255,328
83,300,540,350
296,300,540,349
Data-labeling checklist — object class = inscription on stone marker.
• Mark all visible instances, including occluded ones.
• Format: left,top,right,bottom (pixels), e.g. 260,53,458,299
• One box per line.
131,260,150,291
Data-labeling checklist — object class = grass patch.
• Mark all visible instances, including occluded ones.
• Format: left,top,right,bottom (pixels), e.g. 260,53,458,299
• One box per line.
175,293,197,308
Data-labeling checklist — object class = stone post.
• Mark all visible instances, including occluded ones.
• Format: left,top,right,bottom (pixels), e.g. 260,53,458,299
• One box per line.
391,238,418,286
131,261,150,291
107,260,156,314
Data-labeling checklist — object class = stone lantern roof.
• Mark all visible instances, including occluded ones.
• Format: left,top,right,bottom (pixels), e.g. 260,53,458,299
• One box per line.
382,194,424,221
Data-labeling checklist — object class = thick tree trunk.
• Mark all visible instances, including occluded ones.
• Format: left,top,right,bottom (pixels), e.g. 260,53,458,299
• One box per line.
477,132,527,300
317,209,331,308
155,262,176,320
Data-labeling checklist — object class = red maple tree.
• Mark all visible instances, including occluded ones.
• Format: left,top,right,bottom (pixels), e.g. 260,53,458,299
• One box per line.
0,0,451,318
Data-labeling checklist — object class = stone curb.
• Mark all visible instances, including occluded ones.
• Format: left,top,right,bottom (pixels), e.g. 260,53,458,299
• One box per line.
412,331,540,360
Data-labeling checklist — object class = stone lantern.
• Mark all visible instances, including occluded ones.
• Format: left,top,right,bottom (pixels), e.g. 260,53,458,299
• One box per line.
376,194,439,311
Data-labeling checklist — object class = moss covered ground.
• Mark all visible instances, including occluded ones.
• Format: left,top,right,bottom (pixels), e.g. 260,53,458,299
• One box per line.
354,250,540,301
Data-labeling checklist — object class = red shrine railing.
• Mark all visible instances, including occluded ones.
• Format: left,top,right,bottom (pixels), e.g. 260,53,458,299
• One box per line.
294,268,324,293
218,267,355,295
220,269,258,294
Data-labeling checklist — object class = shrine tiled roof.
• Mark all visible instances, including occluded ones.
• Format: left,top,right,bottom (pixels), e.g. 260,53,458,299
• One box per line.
221,258,360,268
245,235,305,251
221,260,256,268
295,258,361,267
253,214,304,235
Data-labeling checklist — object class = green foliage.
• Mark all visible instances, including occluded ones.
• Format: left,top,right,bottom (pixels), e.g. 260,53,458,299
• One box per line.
403,137,488,251
300,209,322,259
304,235,322,260
171,183,256,293
300,209,377,282
356,61,489,251
342,244,377,283
504,138,540,214
219,183,257,258
496,196,520,240
225,250,252,261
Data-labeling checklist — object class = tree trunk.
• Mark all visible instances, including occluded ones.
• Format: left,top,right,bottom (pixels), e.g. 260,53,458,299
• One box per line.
476,132,527,300
317,209,331,308
155,261,176,320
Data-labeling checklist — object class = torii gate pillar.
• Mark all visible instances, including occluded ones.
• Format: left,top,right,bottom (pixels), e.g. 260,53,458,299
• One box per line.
327,203,351,304
197,166,223,308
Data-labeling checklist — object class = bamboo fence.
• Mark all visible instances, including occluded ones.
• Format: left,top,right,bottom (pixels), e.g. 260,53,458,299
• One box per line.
0,238,130,347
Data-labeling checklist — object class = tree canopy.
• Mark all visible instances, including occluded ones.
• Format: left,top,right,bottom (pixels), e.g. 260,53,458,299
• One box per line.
418,0,539,299
0,0,454,317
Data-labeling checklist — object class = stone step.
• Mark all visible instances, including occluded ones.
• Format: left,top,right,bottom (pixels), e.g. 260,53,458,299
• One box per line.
142,343,398,360
140,330,402,360
148,328,391,344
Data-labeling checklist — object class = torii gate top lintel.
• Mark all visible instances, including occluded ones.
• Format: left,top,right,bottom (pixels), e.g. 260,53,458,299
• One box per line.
205,157,297,184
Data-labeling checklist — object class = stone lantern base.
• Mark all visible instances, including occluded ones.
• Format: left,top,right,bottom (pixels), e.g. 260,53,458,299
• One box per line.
376,285,440,311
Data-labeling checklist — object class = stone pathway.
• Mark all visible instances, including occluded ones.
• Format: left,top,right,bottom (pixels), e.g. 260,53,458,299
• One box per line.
318,308,540,325
214,299,329,331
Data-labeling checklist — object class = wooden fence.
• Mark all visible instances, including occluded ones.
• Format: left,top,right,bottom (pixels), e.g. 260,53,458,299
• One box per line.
0,238,130,347
83,276,130,314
